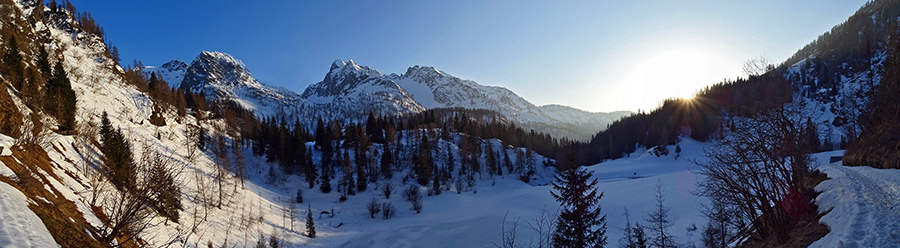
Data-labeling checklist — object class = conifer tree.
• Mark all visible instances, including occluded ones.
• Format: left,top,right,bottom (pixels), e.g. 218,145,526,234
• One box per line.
341,150,355,197
46,61,76,131
102,127,135,190
305,146,317,189
551,166,607,248
486,143,498,176
147,153,182,223
3,36,23,89
306,204,316,238
381,145,393,179
356,146,368,192
415,132,433,185
319,156,332,194
148,72,158,95
36,45,52,80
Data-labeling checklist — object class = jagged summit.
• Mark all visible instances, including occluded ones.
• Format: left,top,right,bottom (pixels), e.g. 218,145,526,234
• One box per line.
160,59,188,72
140,59,188,87
181,51,260,91
304,59,387,100
302,59,424,115
147,56,626,140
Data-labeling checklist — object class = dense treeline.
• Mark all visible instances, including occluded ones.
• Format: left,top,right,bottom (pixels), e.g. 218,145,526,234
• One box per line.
844,27,900,169
235,106,551,201
781,0,900,82
578,71,795,165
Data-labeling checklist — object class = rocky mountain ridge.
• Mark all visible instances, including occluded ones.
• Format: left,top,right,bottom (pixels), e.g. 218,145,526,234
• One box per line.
159,54,628,140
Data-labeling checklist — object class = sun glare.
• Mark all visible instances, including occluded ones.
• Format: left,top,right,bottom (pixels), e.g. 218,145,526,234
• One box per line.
623,47,731,110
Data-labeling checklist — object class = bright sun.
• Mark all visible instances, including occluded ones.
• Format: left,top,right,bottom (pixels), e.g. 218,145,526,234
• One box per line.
623,47,731,110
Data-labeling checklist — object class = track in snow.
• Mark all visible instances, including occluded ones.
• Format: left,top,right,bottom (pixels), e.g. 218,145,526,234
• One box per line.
812,163,900,247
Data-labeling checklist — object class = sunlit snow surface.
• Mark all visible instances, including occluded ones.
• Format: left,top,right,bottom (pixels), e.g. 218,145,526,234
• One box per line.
333,139,709,248
812,161,900,247
0,181,58,247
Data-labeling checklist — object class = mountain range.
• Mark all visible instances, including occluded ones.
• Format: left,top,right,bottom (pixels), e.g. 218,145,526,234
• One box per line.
144,52,630,141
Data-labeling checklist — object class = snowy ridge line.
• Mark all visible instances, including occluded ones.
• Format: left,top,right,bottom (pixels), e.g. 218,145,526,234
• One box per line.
153,53,630,141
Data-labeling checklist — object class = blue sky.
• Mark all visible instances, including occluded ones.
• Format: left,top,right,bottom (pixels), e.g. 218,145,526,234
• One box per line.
70,0,868,112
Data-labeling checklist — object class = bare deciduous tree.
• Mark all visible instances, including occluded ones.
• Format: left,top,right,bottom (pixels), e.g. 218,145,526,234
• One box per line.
742,54,774,77
694,106,814,243
98,149,183,247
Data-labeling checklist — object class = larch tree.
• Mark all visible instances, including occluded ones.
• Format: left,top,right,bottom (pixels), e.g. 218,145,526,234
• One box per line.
645,181,676,248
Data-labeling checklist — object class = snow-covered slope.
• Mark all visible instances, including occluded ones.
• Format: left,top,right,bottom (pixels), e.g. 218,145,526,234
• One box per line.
0,180,57,248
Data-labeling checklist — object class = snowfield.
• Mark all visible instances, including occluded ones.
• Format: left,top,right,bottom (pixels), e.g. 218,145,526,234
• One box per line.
812,162,900,248
328,138,709,247
0,180,58,248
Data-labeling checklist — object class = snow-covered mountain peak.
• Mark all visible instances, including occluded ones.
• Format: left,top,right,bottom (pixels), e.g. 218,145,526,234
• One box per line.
139,59,189,87
181,51,260,91
303,59,389,99
160,59,188,72
402,65,449,84
325,59,383,81
331,59,346,70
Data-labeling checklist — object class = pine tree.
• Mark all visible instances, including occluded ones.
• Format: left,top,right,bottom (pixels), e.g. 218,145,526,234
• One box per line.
381,145,393,179
102,127,135,190
36,45,52,80
415,132,433,185
804,118,820,152
3,36,23,90
486,142,498,176
356,145,368,192
319,149,332,194
503,149,512,175
148,72,158,95
305,146,317,189
148,154,182,223
306,204,316,238
45,61,76,131
551,167,607,248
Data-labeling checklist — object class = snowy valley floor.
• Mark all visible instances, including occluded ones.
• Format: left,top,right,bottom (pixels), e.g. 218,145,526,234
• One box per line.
299,139,711,247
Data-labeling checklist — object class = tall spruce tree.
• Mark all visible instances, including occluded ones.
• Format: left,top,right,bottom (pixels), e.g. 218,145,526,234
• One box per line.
36,45,52,80
551,166,607,248
306,204,316,238
381,145,393,179
46,61,76,131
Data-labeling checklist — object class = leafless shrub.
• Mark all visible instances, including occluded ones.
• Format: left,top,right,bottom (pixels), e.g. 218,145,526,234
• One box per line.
381,181,394,199
367,198,382,218
402,185,423,213
381,202,396,220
